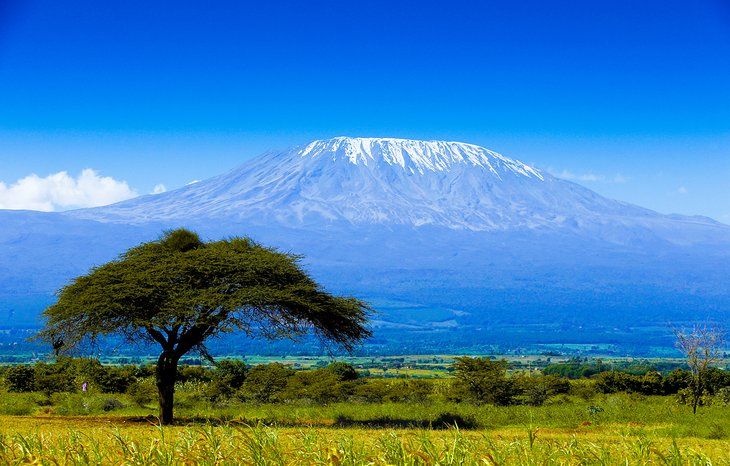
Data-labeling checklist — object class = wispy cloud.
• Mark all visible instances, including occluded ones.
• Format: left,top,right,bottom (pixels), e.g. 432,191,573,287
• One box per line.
151,184,167,195
553,170,628,184
0,169,137,212
677,186,688,195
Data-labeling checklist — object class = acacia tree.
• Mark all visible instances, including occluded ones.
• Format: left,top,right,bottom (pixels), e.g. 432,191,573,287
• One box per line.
37,229,371,424
674,324,724,414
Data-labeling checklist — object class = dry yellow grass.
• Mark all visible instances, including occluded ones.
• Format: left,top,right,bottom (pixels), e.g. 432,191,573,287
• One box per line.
1,415,729,465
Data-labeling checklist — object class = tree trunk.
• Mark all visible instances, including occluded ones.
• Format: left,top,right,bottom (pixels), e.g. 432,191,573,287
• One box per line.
692,377,701,415
156,351,180,425
692,372,705,414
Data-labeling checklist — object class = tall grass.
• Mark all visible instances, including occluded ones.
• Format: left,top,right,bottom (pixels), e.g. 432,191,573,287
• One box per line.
1,391,729,464
1,391,729,440
0,419,728,465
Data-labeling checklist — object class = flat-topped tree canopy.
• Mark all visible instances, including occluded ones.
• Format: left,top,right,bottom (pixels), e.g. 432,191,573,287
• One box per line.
37,228,371,424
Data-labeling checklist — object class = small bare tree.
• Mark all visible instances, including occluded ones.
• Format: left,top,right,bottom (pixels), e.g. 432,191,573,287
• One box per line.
674,324,724,414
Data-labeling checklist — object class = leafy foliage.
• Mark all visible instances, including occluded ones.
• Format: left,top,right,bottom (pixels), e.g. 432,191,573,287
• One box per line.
36,229,371,423
238,363,295,403
451,357,515,405
39,229,371,354
3,366,35,393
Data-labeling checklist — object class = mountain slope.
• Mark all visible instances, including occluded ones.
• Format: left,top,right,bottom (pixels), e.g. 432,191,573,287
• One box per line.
68,138,638,227
3,137,730,352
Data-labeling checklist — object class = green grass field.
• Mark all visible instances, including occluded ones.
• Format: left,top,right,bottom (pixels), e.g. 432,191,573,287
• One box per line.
1,394,729,464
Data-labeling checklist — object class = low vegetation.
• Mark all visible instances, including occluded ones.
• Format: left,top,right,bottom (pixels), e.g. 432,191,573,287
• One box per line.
2,416,730,465
1,356,729,463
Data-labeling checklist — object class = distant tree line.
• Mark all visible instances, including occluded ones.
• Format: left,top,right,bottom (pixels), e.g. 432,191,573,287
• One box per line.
2,356,729,411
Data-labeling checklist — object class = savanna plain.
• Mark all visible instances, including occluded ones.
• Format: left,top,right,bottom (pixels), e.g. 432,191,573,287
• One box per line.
1,356,729,465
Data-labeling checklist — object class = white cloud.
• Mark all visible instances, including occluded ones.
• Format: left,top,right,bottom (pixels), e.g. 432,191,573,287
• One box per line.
187,179,201,185
151,184,167,195
677,186,688,194
554,170,628,184
0,169,137,212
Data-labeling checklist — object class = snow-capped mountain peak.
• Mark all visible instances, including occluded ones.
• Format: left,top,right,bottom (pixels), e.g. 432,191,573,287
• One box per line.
298,137,544,180
71,136,715,237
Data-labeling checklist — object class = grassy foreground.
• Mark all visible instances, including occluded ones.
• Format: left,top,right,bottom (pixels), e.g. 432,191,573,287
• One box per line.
1,408,729,465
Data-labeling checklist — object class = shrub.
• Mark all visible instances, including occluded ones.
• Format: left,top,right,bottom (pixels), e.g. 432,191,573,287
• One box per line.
514,374,570,406
325,362,358,381
451,357,515,405
281,369,350,404
543,361,605,379
595,371,641,394
96,366,135,393
101,397,125,411
0,393,44,415
207,359,249,401
570,379,597,400
702,367,729,395
213,360,248,387
127,379,157,407
715,386,730,405
675,387,713,407
663,369,690,394
238,363,294,403
385,379,433,403
177,365,213,384
640,371,664,395
4,365,35,392
353,379,391,403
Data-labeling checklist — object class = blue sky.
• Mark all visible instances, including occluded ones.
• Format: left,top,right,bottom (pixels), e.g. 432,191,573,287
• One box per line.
0,1,729,221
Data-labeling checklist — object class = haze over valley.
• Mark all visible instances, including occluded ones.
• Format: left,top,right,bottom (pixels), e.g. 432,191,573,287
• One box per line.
2,137,728,356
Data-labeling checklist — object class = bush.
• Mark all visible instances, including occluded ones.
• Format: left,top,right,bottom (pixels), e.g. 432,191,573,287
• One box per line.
238,363,294,403
207,360,249,401
177,365,213,384
715,386,730,405
352,379,435,404
389,379,434,403
4,365,35,392
543,361,605,379
663,369,690,394
281,369,351,404
570,379,597,400
640,371,664,395
451,357,515,405
0,393,45,415
595,371,641,394
4,358,135,396
52,393,126,415
514,374,570,406
702,368,729,395
675,387,713,407
325,362,358,381
127,379,157,407
96,366,135,393
101,397,125,411
353,379,391,403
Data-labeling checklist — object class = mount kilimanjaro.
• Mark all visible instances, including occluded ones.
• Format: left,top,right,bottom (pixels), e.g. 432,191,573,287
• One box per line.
2,137,730,353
